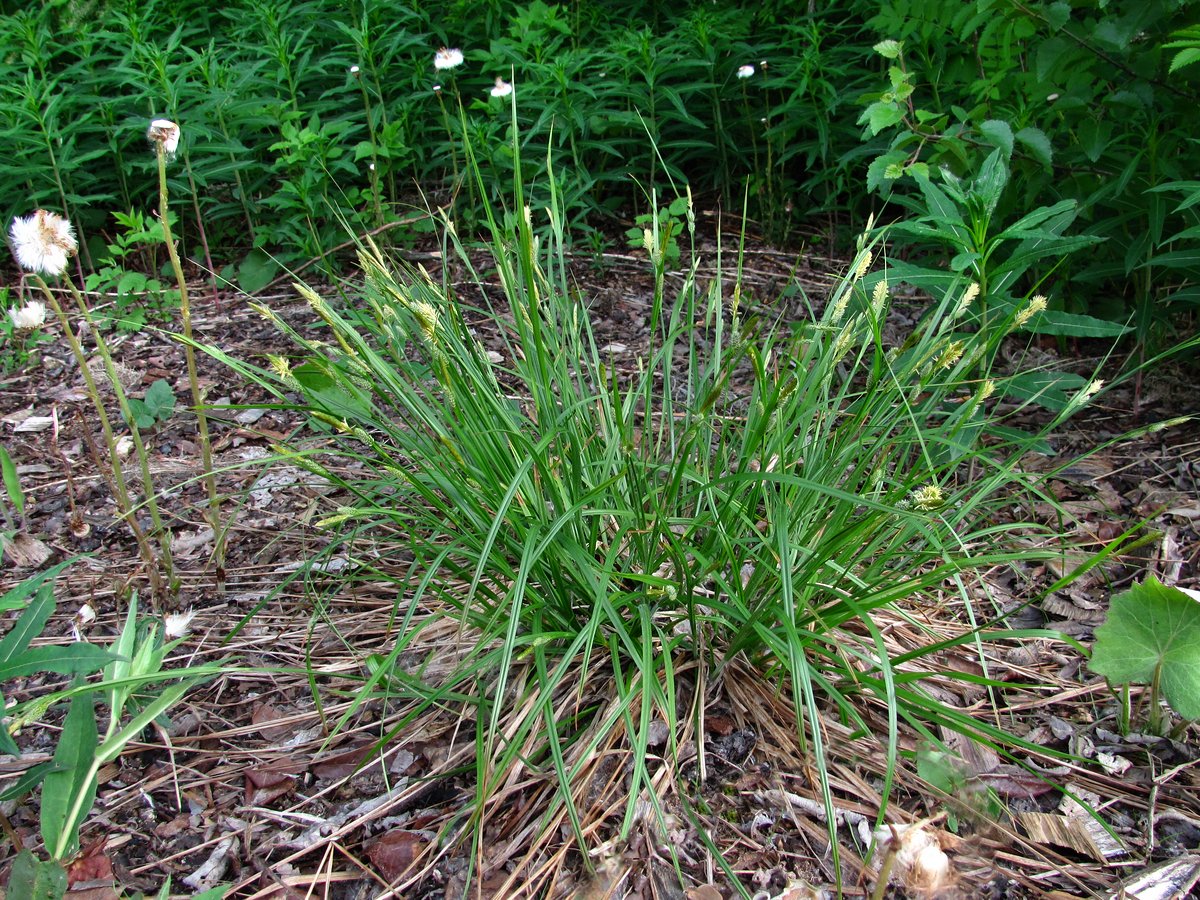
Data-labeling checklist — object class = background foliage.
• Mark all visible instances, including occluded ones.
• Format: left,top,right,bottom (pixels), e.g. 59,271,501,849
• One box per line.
1,0,1197,330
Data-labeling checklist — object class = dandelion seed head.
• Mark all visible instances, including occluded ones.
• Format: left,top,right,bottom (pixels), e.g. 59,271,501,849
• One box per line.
434,47,464,71
164,608,197,639
9,210,77,277
8,300,47,330
147,118,180,158
736,64,755,79
490,76,513,98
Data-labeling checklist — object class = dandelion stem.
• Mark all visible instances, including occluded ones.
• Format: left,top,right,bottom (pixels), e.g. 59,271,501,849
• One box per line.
156,144,224,579
64,280,175,583
34,278,164,597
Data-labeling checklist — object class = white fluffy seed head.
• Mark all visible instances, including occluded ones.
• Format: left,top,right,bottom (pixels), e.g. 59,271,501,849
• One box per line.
9,210,77,277
147,118,181,157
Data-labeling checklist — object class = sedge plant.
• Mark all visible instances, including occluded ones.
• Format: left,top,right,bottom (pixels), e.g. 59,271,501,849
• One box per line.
211,116,1113,893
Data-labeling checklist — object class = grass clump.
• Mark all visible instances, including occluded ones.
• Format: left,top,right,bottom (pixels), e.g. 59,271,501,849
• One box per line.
218,136,1098,892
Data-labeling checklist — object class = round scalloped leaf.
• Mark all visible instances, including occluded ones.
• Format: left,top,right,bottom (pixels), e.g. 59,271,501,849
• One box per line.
1089,575,1200,720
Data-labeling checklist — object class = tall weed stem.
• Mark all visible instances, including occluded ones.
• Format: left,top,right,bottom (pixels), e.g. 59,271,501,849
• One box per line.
155,142,224,577
33,279,165,597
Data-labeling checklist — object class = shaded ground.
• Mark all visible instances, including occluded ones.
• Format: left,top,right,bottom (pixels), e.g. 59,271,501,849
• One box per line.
1,223,1199,899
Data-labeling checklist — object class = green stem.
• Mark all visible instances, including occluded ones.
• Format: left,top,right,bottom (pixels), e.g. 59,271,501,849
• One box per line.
156,145,224,577
63,281,174,583
355,75,385,228
35,279,163,597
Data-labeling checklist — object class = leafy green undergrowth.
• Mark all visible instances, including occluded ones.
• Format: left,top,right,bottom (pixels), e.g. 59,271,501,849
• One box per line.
1090,575,1200,734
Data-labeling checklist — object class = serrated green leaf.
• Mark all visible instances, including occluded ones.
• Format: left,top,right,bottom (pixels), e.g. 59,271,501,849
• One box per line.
978,119,1013,156
873,39,903,59
860,102,904,136
6,850,67,900
1015,127,1053,169
866,151,907,194
1090,576,1200,720
1170,47,1200,74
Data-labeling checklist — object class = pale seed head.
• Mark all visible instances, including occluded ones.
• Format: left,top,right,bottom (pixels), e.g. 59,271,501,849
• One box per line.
147,118,181,158
9,210,78,277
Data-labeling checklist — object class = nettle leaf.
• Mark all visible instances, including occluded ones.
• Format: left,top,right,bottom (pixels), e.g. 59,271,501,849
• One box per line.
978,119,1014,157
144,379,176,420
873,39,903,60
1090,576,1200,720
1015,127,1053,170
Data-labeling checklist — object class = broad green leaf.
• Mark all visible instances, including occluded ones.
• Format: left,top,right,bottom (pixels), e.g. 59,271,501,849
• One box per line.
1144,249,1200,270
144,379,176,420
1002,370,1088,412
0,445,23,518
1090,576,1200,720
995,199,1077,241
0,584,54,663
239,248,279,295
860,102,904,136
1016,309,1131,338
0,560,78,614
0,759,54,802
293,361,375,422
1045,1,1071,30
0,643,117,681
873,39,903,59
127,399,155,430
978,119,1013,157
6,850,67,900
40,690,98,858
1015,127,1053,169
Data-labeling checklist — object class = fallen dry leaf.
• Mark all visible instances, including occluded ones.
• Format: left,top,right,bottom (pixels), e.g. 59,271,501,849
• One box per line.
366,829,429,882
66,843,114,885
245,765,299,805
251,701,295,741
